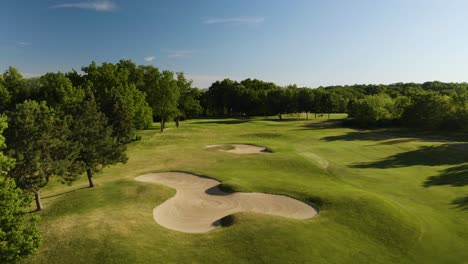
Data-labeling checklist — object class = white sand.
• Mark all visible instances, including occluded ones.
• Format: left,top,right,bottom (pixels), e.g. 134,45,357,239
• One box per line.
135,172,317,233
206,144,269,154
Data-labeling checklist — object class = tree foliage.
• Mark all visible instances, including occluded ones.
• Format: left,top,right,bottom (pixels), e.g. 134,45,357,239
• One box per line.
0,177,41,264
68,91,127,188
0,115,41,263
5,101,79,210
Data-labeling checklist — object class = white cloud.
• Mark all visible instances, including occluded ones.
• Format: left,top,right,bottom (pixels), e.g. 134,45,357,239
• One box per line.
144,56,156,62
50,1,117,12
17,42,31,47
203,17,265,25
165,50,194,59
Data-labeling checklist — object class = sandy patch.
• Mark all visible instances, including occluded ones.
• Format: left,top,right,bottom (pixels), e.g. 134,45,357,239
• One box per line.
135,172,317,233
206,144,269,154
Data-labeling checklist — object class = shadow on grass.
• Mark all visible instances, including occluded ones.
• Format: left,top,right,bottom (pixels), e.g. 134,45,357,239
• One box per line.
262,118,311,122
452,196,468,211
423,164,468,187
43,186,89,199
241,132,284,138
352,145,467,169
192,119,250,125
299,120,343,129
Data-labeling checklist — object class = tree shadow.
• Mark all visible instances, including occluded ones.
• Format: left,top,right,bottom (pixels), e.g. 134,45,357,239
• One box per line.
263,118,306,122
373,138,416,145
192,119,250,125
351,145,467,169
42,186,89,199
299,120,343,130
241,132,284,138
321,131,385,142
423,164,468,187
451,196,468,211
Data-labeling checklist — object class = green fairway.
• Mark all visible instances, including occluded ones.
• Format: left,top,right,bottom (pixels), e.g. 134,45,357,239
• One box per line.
23,115,468,264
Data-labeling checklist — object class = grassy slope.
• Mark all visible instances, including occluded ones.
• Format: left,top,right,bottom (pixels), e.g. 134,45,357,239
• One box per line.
23,114,468,264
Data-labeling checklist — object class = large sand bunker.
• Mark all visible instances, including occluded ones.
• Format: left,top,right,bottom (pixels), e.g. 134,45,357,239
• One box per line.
135,172,317,233
205,144,269,154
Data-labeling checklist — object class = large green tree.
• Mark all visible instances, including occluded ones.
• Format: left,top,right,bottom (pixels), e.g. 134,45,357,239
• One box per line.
5,101,78,210
297,88,315,120
349,94,396,126
175,72,202,126
68,92,127,188
3,67,26,109
81,62,152,140
0,177,41,264
0,76,11,112
141,68,180,132
0,115,40,263
35,72,85,110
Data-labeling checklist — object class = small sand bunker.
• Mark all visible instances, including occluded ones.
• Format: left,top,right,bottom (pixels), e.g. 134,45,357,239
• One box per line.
206,144,269,154
135,172,317,233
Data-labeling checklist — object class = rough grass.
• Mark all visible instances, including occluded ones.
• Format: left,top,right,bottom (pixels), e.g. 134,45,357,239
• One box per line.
23,114,468,264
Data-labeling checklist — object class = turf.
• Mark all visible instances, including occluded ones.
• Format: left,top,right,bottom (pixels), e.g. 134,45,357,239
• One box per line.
22,114,468,264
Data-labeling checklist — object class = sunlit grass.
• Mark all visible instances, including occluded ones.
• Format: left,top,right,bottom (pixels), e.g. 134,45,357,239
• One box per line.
23,114,468,264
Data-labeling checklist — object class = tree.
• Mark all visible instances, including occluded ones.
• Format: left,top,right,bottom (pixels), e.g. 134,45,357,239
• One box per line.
0,76,11,112
0,115,14,178
401,92,453,129
147,70,179,132
3,67,26,109
5,101,78,211
267,88,290,120
0,115,40,261
0,177,41,264
175,72,202,126
81,61,151,141
69,92,127,188
36,72,85,110
349,94,395,126
297,88,315,119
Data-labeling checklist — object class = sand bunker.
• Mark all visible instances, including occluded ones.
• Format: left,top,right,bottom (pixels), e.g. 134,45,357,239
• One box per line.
135,172,317,233
206,144,269,154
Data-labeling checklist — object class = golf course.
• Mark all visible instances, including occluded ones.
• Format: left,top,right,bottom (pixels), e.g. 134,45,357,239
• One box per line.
21,115,468,264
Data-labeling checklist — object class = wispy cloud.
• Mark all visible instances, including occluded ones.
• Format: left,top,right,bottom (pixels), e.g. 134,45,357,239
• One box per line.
17,42,31,47
144,56,156,62
203,17,265,25
164,50,194,59
50,1,117,12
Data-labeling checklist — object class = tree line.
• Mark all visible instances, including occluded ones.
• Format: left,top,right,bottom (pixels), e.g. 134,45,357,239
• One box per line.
201,79,468,130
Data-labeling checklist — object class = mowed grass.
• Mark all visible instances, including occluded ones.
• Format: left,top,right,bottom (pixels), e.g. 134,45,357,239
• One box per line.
23,114,468,264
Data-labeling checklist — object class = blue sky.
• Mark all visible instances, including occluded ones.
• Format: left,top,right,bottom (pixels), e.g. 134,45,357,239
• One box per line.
2,0,468,88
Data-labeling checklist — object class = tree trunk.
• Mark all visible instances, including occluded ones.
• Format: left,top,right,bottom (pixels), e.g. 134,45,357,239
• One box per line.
328,113,331,120
34,191,43,211
278,113,282,120
160,116,164,132
314,113,317,118
306,112,309,120
87,168,95,188
175,118,179,128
